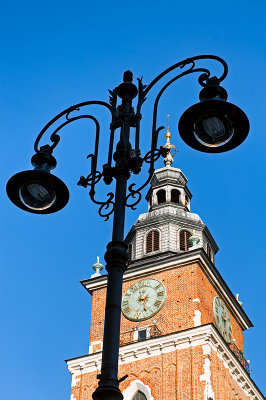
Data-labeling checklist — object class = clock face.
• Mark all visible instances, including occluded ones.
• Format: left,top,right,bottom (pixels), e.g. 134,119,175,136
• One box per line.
213,296,232,343
121,278,166,321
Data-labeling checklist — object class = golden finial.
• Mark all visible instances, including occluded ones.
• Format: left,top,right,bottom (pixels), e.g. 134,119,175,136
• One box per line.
163,115,177,166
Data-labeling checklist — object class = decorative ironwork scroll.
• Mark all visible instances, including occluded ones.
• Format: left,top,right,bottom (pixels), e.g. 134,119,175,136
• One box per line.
30,55,228,219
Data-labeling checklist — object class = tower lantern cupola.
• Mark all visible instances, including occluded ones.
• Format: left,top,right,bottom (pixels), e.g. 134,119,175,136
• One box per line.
146,125,191,212
146,164,192,212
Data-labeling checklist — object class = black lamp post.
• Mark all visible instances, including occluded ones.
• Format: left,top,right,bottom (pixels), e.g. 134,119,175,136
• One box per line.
6,55,249,400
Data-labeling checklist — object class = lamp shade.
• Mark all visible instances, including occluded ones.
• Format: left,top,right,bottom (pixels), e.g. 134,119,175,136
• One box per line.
178,99,250,153
6,169,69,214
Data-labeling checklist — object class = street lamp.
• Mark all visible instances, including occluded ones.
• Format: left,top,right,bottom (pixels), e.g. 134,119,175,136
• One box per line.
6,55,249,400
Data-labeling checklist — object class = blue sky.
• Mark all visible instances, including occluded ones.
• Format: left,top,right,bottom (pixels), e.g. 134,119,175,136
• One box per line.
1,1,266,399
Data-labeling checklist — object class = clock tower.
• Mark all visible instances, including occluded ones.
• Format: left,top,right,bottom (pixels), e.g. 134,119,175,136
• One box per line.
66,129,264,400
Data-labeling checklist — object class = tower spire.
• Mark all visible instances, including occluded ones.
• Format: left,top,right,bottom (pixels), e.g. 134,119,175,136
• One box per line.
162,115,177,166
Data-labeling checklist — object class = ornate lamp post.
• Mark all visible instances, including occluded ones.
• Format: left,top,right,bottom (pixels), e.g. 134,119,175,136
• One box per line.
6,55,249,400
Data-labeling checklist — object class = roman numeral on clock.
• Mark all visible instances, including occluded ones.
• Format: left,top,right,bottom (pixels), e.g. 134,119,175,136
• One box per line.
157,291,164,297
154,300,162,307
155,283,162,290
139,280,148,287
123,306,131,314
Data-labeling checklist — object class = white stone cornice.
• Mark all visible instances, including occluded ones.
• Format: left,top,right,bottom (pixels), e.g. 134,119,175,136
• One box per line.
66,324,264,400
81,249,252,330
135,206,202,226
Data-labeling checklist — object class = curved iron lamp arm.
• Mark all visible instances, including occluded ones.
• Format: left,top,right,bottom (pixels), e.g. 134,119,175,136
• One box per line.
134,55,228,150
33,101,118,220
34,100,112,153
143,54,228,96
151,67,211,148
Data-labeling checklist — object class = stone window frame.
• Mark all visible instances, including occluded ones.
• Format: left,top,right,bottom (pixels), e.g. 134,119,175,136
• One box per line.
122,380,153,400
133,325,151,342
177,228,192,252
156,188,166,205
144,228,161,254
171,188,180,204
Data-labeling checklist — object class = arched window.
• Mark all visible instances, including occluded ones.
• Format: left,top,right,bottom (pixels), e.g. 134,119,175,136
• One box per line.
128,243,132,261
180,230,192,252
146,230,160,253
133,392,147,400
123,380,152,400
171,189,180,203
206,243,211,259
157,189,166,204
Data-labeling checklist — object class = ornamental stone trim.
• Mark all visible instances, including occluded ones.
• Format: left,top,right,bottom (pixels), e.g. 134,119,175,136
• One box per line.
123,379,153,400
89,340,102,354
66,324,264,400
194,309,201,326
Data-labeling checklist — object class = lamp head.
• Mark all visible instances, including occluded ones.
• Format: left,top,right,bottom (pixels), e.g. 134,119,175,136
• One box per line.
178,78,250,153
6,147,69,214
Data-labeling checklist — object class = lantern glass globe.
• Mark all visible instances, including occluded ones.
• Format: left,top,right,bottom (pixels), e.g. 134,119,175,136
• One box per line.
19,181,57,211
193,115,234,147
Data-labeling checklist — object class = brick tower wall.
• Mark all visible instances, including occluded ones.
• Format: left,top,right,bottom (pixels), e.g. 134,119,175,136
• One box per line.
89,261,244,354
